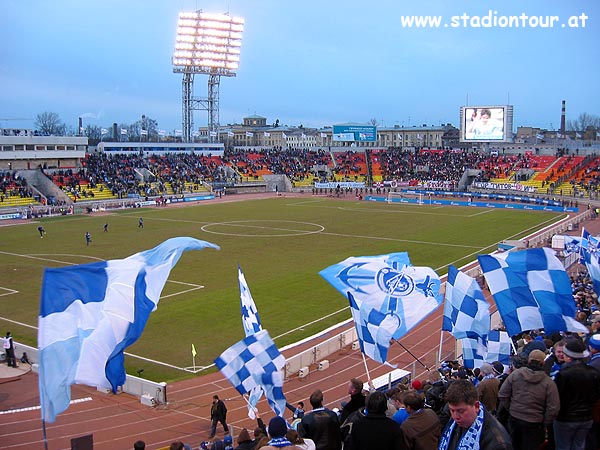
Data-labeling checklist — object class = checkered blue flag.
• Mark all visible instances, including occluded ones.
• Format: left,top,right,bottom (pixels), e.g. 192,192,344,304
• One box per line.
239,265,262,337
484,330,512,366
443,265,490,340
215,329,286,416
461,336,487,369
238,265,264,418
479,248,587,335
348,292,399,366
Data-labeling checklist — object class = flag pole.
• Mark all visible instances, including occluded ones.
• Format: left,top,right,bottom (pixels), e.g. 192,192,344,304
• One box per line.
438,329,444,367
42,418,49,450
393,339,431,371
361,353,372,384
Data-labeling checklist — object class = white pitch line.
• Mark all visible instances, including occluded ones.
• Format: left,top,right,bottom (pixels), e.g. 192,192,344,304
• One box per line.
160,286,204,298
0,396,92,415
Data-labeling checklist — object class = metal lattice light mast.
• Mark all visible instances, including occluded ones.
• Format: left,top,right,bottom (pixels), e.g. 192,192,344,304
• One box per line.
173,11,244,143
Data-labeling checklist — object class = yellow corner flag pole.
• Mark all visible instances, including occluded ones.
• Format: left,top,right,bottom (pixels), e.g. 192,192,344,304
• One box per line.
191,344,197,371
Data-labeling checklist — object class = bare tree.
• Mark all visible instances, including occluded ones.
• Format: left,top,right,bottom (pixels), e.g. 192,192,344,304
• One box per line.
35,111,66,135
369,118,379,127
567,112,600,132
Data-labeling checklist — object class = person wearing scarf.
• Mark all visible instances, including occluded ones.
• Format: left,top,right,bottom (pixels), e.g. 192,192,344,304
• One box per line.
438,380,512,450
259,416,303,450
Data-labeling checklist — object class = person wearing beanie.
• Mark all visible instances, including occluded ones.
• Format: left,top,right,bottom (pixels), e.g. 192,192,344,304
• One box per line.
223,435,233,450
498,350,559,450
553,338,600,450
588,333,600,371
259,416,302,449
476,363,500,415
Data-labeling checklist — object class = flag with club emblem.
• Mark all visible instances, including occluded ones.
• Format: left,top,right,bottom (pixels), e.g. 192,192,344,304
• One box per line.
320,252,442,339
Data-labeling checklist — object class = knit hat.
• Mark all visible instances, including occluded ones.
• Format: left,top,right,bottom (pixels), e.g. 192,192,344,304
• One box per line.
491,361,504,375
480,363,494,375
411,379,422,390
223,435,232,445
589,334,600,351
528,349,546,364
211,440,224,450
268,416,288,438
563,339,590,359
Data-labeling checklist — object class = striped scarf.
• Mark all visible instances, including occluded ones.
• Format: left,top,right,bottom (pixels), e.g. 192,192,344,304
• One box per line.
267,437,293,447
438,404,485,450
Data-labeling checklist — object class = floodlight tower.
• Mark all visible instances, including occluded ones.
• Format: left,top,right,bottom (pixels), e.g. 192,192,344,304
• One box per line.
172,11,244,143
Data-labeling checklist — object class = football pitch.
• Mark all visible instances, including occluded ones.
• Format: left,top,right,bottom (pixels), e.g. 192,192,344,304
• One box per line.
0,196,564,382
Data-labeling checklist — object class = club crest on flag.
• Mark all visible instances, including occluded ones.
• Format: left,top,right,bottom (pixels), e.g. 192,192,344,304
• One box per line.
320,252,442,339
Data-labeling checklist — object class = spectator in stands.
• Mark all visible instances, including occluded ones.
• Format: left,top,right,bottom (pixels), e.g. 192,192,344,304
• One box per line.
347,391,404,450
544,339,567,379
391,391,409,425
286,401,305,420
497,350,559,450
297,389,341,450
477,363,500,415
233,428,254,450
133,440,145,450
339,378,366,423
400,391,440,450
260,416,301,449
439,380,512,450
554,338,600,450
286,429,316,450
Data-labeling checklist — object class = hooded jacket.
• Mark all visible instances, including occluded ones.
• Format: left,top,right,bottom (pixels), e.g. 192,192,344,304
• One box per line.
498,364,560,425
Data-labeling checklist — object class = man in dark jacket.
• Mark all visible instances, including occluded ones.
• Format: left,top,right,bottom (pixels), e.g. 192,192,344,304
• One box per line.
498,349,560,450
297,389,341,450
340,378,366,423
347,391,404,450
554,338,600,450
209,395,229,438
439,380,512,450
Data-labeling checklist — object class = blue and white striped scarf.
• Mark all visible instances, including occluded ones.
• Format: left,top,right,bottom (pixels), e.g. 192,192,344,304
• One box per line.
267,437,293,447
438,404,485,450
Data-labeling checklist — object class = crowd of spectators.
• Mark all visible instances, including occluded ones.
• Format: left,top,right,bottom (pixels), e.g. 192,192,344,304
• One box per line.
0,170,32,201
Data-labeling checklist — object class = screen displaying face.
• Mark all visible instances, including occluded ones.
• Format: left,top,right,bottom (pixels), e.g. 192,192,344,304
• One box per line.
463,107,505,141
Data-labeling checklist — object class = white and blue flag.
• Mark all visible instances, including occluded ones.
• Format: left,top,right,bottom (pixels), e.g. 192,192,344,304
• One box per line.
238,265,264,418
239,266,262,337
443,265,490,341
348,291,399,366
484,330,512,367
320,252,442,339
38,237,220,423
461,336,487,369
582,228,600,296
215,329,286,417
479,248,587,336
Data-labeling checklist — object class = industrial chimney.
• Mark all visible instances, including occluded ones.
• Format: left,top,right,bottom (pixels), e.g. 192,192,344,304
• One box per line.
560,100,566,135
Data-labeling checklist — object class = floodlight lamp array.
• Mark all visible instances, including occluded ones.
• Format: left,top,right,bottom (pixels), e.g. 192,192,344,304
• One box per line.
172,11,244,75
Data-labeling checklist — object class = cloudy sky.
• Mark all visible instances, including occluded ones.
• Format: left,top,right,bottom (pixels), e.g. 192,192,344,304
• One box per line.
1,0,598,133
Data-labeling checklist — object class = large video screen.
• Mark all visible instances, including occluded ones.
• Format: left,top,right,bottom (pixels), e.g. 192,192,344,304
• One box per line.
332,125,377,142
461,106,511,142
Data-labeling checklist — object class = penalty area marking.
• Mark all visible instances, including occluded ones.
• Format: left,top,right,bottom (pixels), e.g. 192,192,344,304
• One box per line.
0,286,18,297
201,220,325,237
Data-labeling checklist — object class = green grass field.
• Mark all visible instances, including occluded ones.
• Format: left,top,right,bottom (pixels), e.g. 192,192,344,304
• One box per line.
0,196,564,382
